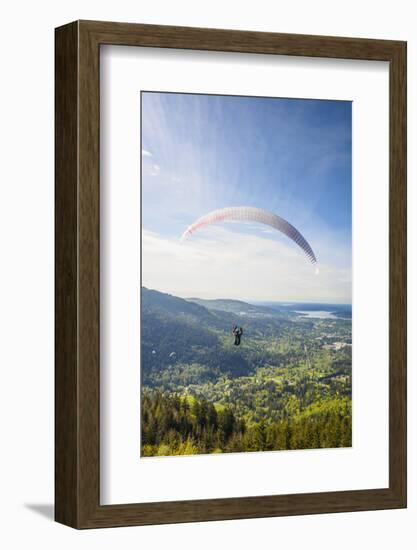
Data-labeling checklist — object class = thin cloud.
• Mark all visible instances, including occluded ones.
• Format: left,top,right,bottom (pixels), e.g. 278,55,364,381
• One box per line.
142,149,153,157
144,163,160,177
142,227,351,303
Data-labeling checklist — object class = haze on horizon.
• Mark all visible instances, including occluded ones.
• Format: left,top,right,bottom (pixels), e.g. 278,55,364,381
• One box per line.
141,92,352,304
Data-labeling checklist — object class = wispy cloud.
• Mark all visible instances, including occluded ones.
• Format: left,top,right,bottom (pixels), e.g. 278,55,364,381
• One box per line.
142,226,351,303
142,148,160,177
147,163,160,177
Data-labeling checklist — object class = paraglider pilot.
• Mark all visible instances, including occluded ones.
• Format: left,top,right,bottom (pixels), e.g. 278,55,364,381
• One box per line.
232,325,243,346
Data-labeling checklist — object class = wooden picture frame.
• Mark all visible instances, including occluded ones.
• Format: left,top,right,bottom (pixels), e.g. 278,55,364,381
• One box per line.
55,20,407,528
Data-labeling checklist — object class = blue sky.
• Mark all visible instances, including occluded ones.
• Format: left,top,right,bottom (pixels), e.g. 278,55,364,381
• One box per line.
141,92,352,303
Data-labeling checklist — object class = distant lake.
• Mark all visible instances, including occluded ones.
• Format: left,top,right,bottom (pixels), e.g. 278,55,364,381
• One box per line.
295,310,337,319
254,301,352,319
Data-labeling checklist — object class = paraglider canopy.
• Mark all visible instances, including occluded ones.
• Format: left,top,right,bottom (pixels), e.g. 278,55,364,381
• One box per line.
181,206,317,266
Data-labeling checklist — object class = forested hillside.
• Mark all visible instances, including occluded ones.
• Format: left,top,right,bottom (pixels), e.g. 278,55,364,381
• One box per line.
142,391,352,456
141,287,352,456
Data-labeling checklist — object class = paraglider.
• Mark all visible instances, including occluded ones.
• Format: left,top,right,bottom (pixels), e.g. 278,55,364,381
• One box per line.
232,325,243,346
180,206,317,266
181,206,317,348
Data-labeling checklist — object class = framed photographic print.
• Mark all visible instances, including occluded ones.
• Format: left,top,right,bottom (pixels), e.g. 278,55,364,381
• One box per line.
55,20,406,528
